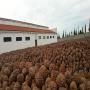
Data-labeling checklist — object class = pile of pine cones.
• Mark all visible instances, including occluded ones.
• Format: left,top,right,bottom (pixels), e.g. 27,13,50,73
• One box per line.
0,37,90,90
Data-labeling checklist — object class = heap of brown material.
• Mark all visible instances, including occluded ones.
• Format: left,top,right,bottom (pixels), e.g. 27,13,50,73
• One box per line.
0,37,90,90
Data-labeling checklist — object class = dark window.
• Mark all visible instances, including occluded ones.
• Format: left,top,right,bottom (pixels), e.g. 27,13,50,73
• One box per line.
38,36,41,39
47,36,49,39
25,37,30,41
50,36,52,38
3,37,12,42
53,36,54,38
43,36,45,39
16,37,22,41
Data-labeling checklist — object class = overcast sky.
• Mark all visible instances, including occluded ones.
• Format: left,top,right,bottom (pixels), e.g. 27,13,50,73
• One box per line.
0,0,90,36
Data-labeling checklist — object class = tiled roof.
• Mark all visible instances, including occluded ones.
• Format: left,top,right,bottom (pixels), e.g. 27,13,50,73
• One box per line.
0,17,48,28
0,24,56,33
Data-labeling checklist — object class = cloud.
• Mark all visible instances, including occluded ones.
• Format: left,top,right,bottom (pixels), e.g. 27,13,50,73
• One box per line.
0,0,90,36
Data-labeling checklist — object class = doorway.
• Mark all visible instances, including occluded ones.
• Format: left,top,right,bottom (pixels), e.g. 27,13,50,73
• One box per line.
35,40,37,47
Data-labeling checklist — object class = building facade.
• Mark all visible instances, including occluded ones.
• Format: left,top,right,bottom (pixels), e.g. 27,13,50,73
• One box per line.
0,18,57,54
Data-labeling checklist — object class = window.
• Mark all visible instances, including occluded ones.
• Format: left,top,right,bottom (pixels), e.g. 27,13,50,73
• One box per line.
25,37,30,41
43,36,45,39
53,36,54,38
47,36,49,39
3,37,12,42
16,37,22,41
38,36,41,39
50,36,52,38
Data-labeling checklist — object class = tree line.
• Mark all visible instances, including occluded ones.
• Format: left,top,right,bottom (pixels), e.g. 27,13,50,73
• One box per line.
62,20,90,38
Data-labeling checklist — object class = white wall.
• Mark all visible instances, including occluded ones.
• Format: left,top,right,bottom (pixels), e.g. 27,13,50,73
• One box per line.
0,31,57,54
0,31,35,54
37,33,57,46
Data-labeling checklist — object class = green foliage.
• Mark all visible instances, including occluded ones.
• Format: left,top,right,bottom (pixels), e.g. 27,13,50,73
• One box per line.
74,29,77,35
62,30,65,38
82,27,84,34
85,24,86,33
88,20,90,32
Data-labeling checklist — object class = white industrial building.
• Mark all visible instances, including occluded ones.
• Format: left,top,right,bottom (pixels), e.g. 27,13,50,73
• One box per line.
0,18,57,54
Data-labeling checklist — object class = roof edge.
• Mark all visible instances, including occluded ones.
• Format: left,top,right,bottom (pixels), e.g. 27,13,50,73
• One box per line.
0,17,49,28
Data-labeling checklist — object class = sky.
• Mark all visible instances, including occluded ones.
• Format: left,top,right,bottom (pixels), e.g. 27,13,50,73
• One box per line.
0,0,90,36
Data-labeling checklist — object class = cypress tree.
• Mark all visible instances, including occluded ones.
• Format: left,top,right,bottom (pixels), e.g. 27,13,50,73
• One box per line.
71,31,73,36
85,24,86,33
75,29,77,35
82,27,84,34
62,30,65,38
88,19,90,32
74,28,78,35
79,30,82,34
74,28,76,35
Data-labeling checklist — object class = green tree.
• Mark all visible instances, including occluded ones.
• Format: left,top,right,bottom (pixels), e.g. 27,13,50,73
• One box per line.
75,29,77,35
85,24,87,33
74,28,76,35
79,30,82,34
62,30,65,38
71,31,73,36
88,19,90,32
82,27,84,34
74,28,77,35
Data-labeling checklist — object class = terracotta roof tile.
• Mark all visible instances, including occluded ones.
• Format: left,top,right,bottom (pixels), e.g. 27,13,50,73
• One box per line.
0,24,56,33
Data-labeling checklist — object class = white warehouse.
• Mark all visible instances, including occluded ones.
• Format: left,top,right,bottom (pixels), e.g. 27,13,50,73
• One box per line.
0,18,57,54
